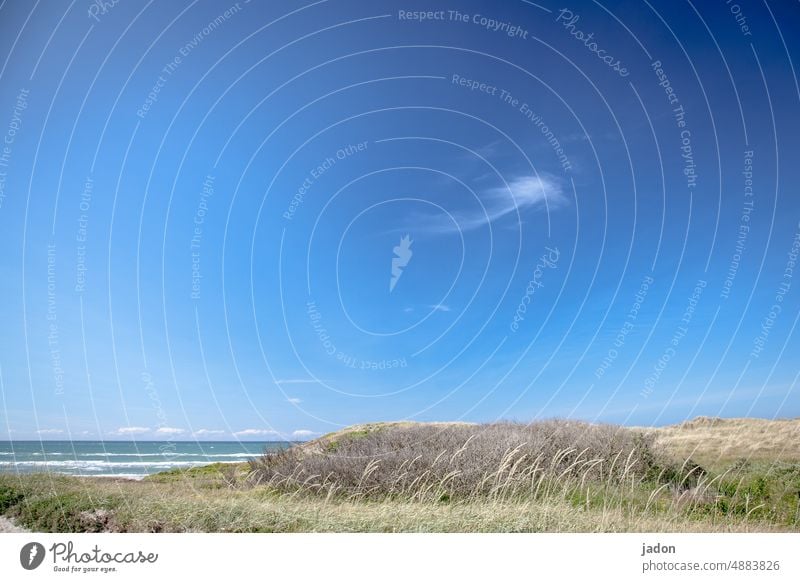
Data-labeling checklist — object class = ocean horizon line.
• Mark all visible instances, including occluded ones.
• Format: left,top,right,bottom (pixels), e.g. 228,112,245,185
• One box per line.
0,439,301,443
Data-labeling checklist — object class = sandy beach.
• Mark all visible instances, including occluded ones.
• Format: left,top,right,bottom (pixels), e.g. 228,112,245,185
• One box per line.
0,516,28,533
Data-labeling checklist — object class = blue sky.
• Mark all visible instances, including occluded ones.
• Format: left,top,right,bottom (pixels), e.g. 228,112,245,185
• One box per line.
0,0,798,440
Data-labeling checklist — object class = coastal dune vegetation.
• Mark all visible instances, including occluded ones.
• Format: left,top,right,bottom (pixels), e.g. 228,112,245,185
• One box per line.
248,421,667,502
0,418,798,532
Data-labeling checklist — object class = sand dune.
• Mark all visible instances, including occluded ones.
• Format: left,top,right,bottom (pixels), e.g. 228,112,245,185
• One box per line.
645,416,800,465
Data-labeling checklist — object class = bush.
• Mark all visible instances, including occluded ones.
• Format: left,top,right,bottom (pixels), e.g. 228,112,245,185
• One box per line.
0,484,24,512
249,421,667,501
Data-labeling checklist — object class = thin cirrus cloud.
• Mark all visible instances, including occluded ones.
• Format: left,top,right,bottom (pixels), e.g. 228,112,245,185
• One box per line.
36,428,64,435
233,428,279,437
287,397,302,404
155,427,185,435
114,426,150,435
233,428,316,439
416,173,568,234
192,429,226,437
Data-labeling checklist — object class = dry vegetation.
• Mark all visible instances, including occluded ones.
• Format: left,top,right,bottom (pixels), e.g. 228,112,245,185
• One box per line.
1,418,798,532
249,421,666,501
645,416,800,467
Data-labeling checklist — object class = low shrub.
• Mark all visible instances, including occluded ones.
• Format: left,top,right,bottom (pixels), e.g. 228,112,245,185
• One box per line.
249,421,670,501
0,484,24,512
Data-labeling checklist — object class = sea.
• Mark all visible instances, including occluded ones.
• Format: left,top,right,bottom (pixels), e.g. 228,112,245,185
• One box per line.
0,441,292,480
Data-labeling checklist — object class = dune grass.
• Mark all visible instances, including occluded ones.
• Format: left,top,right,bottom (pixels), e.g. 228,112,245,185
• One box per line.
1,475,793,533
1,419,798,532
248,421,665,502
645,416,800,469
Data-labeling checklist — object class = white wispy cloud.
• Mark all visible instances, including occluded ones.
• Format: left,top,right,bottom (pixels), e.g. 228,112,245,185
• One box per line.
193,429,226,437
36,428,64,435
416,173,567,234
115,426,150,435
287,397,302,404
155,427,185,435
291,429,316,439
473,139,504,158
233,428,279,437
429,304,451,312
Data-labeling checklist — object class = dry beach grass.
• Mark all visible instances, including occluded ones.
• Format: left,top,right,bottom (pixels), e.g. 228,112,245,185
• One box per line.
248,420,660,501
645,416,800,467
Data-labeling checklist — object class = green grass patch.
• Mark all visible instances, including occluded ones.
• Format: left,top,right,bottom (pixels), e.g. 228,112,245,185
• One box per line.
144,462,248,484
0,483,25,513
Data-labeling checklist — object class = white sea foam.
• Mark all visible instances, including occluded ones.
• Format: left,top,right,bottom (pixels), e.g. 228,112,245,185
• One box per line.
74,474,147,480
70,452,256,458
2,460,214,470
0,442,286,477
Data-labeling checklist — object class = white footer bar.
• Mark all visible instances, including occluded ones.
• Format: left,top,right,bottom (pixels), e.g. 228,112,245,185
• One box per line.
1,533,797,581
